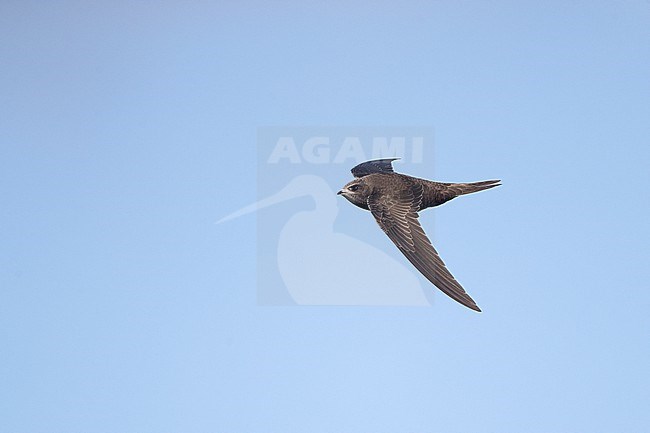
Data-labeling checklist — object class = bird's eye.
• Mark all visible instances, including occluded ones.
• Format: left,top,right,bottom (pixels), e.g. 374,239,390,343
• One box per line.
349,185,359,192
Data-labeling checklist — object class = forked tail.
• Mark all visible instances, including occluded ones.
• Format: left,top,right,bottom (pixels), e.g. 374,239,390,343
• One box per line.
422,179,501,209
453,179,501,196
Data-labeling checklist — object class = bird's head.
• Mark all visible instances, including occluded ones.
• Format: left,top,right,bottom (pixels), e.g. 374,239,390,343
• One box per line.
337,178,372,208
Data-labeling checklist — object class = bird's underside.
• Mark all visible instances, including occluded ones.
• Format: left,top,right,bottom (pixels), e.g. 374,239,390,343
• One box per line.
339,158,500,312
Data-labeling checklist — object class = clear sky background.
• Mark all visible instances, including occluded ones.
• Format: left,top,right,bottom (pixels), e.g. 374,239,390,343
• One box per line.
2,1,649,432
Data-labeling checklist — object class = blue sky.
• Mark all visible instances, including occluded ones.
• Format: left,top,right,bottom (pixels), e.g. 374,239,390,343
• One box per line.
1,1,649,432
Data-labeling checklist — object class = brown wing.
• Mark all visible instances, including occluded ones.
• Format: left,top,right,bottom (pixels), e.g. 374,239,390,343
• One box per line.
351,158,399,178
367,182,481,312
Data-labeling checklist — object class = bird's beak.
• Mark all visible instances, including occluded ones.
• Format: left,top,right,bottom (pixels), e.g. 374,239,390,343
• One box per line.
337,190,343,195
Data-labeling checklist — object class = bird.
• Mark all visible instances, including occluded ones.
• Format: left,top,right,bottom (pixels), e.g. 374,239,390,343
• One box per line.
337,158,500,312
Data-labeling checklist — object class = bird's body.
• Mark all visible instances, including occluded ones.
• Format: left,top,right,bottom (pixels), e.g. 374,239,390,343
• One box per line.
343,173,499,211
338,158,500,312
